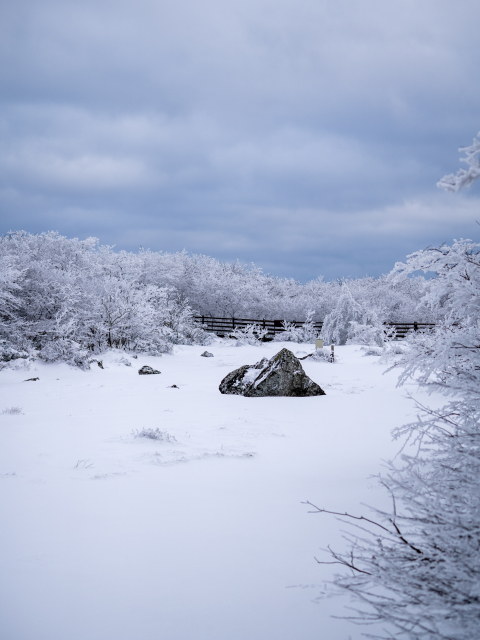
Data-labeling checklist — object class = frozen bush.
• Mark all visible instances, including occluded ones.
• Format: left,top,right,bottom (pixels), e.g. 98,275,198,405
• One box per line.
360,345,383,356
347,314,384,347
133,428,176,442
1,407,23,415
274,311,320,343
231,324,268,346
309,348,334,363
39,339,91,370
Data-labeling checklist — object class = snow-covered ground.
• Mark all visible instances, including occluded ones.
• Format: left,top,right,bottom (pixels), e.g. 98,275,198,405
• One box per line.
0,342,430,640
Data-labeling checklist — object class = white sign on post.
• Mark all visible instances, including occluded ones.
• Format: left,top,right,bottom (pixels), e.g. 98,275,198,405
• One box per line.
315,339,323,349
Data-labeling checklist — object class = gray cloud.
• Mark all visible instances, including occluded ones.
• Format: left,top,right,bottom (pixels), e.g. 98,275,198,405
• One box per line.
1,0,480,281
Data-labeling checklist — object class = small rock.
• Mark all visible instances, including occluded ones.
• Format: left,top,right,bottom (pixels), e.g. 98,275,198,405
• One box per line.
201,351,214,357
24,377,39,382
168,384,179,388
138,366,161,375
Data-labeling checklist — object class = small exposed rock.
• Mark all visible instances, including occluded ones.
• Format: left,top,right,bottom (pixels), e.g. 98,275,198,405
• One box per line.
219,349,325,397
168,384,179,388
138,366,161,375
200,351,214,357
24,377,39,382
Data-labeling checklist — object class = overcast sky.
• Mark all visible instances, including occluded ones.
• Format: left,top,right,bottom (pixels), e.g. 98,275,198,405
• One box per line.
1,0,479,281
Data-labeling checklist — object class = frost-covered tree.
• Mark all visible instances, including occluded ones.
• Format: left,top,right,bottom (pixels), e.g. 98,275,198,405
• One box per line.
0,231,212,368
321,285,362,345
321,285,386,346
0,230,436,368
315,239,480,639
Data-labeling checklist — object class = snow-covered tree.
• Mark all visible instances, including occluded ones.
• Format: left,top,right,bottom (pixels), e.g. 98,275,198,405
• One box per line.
315,239,480,639
321,285,386,346
0,230,435,368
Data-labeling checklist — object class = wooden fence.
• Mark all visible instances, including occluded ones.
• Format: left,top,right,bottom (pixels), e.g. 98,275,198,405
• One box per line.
193,316,323,337
383,322,435,339
193,316,435,339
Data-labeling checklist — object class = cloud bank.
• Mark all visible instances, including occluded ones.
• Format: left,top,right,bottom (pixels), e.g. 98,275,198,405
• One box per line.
1,0,480,280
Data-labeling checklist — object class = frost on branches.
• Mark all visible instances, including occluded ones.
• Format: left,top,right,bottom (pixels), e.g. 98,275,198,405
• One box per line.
315,240,480,640
0,232,212,369
0,231,436,368
321,285,385,346
273,311,321,343
438,133,480,192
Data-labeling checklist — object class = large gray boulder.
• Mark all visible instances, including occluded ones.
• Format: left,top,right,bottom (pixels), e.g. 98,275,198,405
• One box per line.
219,349,325,397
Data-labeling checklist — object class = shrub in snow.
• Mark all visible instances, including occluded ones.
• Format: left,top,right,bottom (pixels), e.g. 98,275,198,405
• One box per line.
273,311,320,343
231,324,268,345
347,313,384,347
360,345,383,356
39,338,91,370
272,320,297,341
114,356,132,367
0,342,29,363
0,340,32,370
1,407,22,415
308,348,334,362
360,339,409,358
133,428,176,442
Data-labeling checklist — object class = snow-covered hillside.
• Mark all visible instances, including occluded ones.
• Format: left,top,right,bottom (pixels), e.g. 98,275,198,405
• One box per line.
0,342,430,640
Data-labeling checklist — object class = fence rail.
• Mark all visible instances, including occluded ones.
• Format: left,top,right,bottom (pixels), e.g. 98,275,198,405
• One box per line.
193,316,323,337
383,322,435,339
194,316,435,339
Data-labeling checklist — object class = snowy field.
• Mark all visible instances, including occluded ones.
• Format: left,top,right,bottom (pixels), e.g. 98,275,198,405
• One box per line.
0,341,431,640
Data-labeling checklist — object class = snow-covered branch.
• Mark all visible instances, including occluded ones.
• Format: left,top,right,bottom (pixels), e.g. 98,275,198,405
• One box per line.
437,133,480,192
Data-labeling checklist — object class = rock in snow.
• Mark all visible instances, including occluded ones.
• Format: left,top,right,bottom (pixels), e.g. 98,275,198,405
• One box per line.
138,365,161,375
219,348,325,397
201,351,214,357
